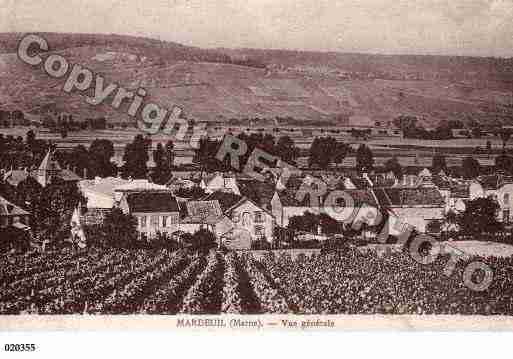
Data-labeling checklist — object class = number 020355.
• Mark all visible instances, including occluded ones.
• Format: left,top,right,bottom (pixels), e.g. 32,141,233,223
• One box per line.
4,344,36,352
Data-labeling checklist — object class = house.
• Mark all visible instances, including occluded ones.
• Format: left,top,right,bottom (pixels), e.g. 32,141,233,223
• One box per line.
78,177,132,225
3,150,81,188
200,172,240,195
0,195,31,231
34,150,81,187
119,192,180,238
374,187,445,234
469,174,513,223
202,191,275,244
167,177,197,192
114,179,170,194
397,167,423,187
432,174,468,213
368,171,397,187
271,173,378,227
177,200,239,247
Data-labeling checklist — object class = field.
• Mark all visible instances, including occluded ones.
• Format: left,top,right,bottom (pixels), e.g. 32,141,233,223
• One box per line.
2,247,513,315
1,125,508,169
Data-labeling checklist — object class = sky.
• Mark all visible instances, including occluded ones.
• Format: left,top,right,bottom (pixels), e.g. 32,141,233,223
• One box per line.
0,0,512,57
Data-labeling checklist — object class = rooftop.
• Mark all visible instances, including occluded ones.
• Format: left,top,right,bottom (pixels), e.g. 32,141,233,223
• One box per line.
374,187,444,207
0,196,30,216
125,192,179,213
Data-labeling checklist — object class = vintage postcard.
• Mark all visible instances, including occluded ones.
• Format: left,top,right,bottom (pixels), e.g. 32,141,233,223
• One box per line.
1,0,513,337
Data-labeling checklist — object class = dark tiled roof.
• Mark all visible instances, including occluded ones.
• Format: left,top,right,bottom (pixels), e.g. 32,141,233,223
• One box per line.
202,191,243,212
126,192,179,213
181,200,224,224
279,188,377,208
374,188,444,207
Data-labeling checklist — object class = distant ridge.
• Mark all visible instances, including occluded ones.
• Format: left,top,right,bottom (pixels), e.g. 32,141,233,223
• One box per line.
0,32,512,127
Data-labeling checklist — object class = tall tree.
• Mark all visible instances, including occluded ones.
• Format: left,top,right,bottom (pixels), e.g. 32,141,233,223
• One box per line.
101,208,138,248
432,154,447,174
275,136,300,164
498,129,512,151
152,142,174,184
309,137,340,169
355,144,374,172
194,137,226,172
122,135,150,179
71,145,90,178
25,130,36,148
89,139,116,178
457,197,502,236
384,156,403,180
461,156,481,179
333,141,350,167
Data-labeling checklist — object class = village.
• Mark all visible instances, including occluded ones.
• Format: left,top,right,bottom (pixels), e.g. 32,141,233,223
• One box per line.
1,124,513,254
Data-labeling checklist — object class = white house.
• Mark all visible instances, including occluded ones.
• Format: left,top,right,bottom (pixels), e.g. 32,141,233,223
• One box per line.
200,173,240,195
202,191,275,244
79,177,172,225
373,187,445,234
119,192,181,238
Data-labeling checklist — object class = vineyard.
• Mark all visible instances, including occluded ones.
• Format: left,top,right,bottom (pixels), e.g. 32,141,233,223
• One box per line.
1,247,513,315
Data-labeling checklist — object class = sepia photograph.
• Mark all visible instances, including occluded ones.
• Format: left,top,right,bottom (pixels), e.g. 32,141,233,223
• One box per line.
1,1,513,339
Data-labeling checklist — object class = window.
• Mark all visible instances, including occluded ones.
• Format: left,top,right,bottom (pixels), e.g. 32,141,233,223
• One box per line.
140,216,147,228
151,216,159,228
242,212,251,226
254,225,264,236
162,216,168,228
504,210,510,224
504,193,510,207
254,211,265,223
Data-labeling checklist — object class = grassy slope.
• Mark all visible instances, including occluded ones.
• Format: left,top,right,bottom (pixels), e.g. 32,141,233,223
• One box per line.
0,32,512,127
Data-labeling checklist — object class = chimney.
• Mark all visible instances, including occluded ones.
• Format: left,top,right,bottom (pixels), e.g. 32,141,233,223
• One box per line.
83,167,87,179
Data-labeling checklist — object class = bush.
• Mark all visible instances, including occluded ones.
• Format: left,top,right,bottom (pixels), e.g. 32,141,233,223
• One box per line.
147,232,180,250
101,208,138,248
183,228,217,251
0,228,31,253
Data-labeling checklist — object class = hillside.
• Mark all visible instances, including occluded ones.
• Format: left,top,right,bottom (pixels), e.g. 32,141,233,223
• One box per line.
1,32,512,128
